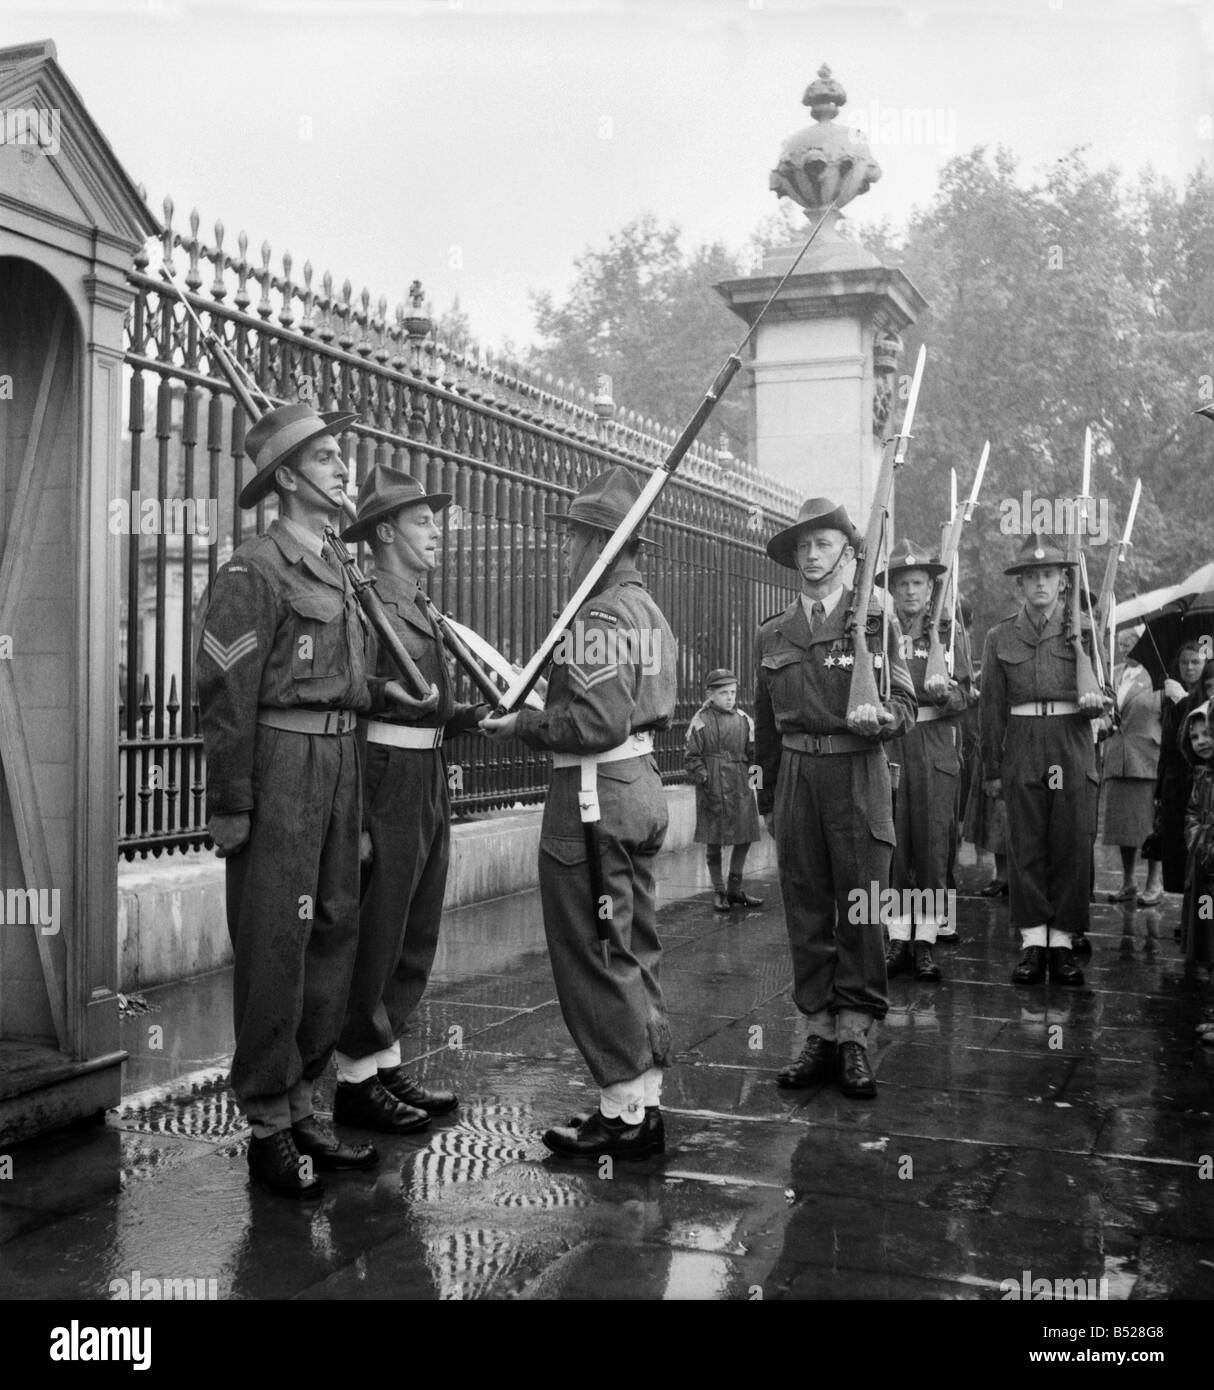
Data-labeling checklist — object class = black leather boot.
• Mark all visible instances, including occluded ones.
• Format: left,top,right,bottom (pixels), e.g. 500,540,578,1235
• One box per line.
377,1065,458,1115
776,1035,837,1087
334,1076,431,1134
1048,946,1085,987
913,940,942,981
1010,945,1047,985
884,939,913,976
838,1041,877,1098
542,1109,663,1160
292,1115,378,1171
247,1129,325,1199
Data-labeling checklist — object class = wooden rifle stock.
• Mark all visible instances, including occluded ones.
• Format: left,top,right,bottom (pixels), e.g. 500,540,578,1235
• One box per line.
846,345,927,718
845,451,894,719
1066,524,1102,705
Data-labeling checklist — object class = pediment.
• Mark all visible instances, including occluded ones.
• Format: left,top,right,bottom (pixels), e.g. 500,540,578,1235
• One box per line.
0,40,160,250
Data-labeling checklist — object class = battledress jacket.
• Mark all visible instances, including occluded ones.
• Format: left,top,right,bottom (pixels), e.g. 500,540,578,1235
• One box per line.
753,589,918,816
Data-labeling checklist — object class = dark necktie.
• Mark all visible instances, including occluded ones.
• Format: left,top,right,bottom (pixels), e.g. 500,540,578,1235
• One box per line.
809,600,825,636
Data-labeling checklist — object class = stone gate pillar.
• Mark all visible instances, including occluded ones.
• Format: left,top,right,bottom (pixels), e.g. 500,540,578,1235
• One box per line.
716,66,927,519
0,40,159,1142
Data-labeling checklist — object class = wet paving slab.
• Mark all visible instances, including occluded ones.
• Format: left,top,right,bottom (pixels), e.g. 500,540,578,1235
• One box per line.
2,840,1213,1308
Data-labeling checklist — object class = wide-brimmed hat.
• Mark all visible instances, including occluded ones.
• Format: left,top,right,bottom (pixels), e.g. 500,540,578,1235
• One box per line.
1004,533,1076,576
767,496,863,571
239,403,359,509
340,463,451,543
876,537,947,588
704,667,738,689
546,466,658,548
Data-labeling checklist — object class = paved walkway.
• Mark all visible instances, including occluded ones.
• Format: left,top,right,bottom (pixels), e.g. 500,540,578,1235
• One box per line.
2,839,1212,1309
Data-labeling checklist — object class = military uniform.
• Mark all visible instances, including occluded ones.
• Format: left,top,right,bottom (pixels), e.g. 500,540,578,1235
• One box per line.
337,569,484,1071
979,536,1103,985
755,587,917,1029
198,515,370,1138
514,559,677,1088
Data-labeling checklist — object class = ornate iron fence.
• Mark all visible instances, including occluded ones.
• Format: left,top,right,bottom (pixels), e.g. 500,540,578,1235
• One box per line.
117,201,799,859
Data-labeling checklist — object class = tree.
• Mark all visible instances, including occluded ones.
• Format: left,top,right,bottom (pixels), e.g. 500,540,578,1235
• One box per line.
529,214,751,455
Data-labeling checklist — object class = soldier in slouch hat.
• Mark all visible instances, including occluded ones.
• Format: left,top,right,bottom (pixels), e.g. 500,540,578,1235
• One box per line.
197,405,436,1198
482,466,676,1160
755,497,917,1100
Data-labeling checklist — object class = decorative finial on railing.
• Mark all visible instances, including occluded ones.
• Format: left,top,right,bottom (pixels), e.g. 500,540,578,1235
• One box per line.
211,220,227,300
318,270,334,343
279,251,295,329
235,230,251,311
338,279,354,351
257,241,273,320
161,195,174,272
300,261,315,336
186,208,203,290
403,279,431,341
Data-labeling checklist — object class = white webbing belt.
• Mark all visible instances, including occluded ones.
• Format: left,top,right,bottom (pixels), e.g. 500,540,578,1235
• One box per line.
1010,701,1080,717
364,721,443,749
551,731,655,823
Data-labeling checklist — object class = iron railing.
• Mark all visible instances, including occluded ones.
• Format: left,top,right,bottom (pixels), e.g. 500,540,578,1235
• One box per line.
118,202,799,858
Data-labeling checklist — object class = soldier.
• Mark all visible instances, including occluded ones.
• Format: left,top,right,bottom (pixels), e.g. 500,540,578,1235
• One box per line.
197,404,437,1198
481,466,676,1160
876,539,975,981
332,465,489,1134
755,498,917,1100
979,534,1105,988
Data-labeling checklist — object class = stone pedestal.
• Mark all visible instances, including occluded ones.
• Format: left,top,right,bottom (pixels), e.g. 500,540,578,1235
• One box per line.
716,231,926,518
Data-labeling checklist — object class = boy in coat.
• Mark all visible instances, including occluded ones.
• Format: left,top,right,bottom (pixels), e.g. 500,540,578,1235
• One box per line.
684,668,763,913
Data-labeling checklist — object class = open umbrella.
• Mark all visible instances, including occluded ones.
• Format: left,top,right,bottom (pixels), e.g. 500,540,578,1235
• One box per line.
1123,560,1214,686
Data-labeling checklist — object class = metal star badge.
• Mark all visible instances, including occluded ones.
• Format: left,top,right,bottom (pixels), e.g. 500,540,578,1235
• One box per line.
837,652,855,669
823,652,838,668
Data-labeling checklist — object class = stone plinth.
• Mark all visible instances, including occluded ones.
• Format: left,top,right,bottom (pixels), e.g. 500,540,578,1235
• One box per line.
716,239,926,519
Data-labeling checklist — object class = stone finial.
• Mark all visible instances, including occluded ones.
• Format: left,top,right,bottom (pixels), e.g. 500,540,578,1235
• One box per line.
770,63,881,217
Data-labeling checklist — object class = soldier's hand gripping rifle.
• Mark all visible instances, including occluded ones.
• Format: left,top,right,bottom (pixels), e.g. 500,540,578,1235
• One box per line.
157,263,464,712
845,344,927,731
923,442,988,692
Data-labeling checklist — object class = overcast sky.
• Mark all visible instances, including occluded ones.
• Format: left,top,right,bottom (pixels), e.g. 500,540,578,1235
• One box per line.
4,0,1212,350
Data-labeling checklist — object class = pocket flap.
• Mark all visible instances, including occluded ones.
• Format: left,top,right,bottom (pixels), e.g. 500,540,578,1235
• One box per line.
288,592,344,624
761,650,801,672
540,834,588,868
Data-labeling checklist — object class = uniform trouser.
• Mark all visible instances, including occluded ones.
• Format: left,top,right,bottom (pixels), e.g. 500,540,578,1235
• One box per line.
338,744,450,1060
225,726,362,1136
774,747,892,1021
538,756,671,1088
889,722,960,941
1004,772,1097,938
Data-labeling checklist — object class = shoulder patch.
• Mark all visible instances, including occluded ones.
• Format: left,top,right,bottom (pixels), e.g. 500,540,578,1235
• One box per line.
586,608,619,625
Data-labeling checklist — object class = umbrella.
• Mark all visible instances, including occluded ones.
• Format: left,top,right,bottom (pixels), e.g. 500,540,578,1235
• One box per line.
1124,560,1214,686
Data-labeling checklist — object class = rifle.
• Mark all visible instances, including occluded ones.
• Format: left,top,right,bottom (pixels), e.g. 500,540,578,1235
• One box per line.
496,201,839,714
845,344,926,720
156,262,494,707
924,442,987,689
1094,478,1142,677
1067,431,1104,707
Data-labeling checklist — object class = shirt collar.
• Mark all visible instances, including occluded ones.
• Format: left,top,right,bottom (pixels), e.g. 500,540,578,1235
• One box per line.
278,515,326,559
801,586,844,622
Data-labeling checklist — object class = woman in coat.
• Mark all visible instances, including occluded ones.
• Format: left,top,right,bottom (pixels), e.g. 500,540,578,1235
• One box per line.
1102,629,1164,905
684,668,763,913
